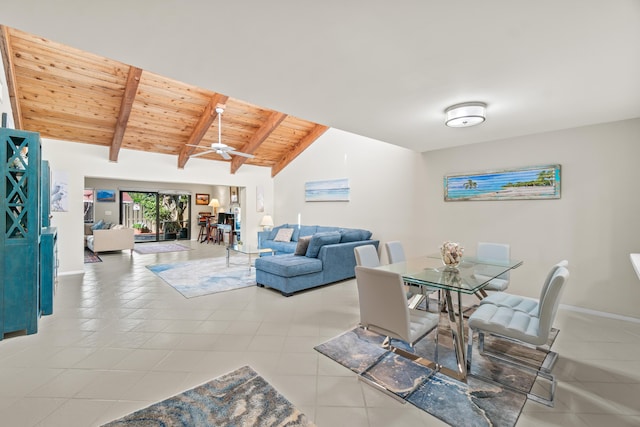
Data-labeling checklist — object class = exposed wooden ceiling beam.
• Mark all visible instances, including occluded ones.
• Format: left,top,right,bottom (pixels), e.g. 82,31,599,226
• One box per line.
230,111,287,174
271,124,329,177
0,26,23,129
109,66,142,162
177,93,229,169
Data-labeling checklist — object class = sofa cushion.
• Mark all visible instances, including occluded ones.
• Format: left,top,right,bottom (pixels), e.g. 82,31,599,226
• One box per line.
339,228,373,243
295,225,317,242
255,254,322,277
274,227,294,242
294,235,312,256
316,226,340,233
305,231,342,258
266,241,297,253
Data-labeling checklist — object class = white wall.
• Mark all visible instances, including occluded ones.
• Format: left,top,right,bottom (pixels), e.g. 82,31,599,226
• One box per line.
42,139,274,274
422,118,640,318
274,120,640,319
274,127,424,263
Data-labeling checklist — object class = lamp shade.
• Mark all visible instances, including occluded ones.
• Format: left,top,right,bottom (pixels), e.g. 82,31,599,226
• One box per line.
445,102,486,128
260,215,274,227
208,198,220,208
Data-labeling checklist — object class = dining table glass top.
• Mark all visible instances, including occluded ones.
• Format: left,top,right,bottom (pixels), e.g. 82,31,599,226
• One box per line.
375,254,523,294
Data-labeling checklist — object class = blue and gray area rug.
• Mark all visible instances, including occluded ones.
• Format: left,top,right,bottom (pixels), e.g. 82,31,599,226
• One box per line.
134,242,192,254
147,256,256,298
102,365,314,426
315,316,556,427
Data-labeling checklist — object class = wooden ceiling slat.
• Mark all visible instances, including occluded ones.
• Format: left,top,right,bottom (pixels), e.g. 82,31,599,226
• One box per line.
13,65,126,95
110,66,142,162
9,27,129,80
0,26,24,129
23,105,117,129
18,91,120,115
10,47,127,87
5,25,329,175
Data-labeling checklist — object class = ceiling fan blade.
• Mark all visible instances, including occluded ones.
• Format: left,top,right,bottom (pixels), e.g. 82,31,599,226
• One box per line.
219,151,232,160
228,150,255,159
190,150,213,158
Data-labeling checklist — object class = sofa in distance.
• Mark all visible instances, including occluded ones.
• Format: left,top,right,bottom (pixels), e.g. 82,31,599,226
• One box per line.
84,223,134,255
255,224,379,296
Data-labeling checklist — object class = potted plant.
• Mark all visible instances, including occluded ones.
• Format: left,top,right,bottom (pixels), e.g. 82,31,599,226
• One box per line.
163,221,180,240
132,223,151,233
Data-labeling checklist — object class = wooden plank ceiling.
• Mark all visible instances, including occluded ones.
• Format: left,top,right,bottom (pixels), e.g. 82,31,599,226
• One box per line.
0,25,328,176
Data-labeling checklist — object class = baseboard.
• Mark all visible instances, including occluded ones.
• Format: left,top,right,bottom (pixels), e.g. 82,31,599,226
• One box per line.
560,303,640,324
59,270,84,277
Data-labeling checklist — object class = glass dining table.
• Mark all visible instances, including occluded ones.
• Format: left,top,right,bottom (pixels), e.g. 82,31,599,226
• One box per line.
374,254,523,382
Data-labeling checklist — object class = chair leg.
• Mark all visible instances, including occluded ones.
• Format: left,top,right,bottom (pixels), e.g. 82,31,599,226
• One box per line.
468,327,557,406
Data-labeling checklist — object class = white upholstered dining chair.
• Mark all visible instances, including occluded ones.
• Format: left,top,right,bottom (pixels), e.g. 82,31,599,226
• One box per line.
385,240,438,310
479,260,569,315
355,265,440,349
354,244,380,268
466,265,569,406
475,242,511,298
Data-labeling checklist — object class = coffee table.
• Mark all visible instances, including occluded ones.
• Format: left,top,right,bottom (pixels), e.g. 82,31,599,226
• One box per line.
226,244,275,269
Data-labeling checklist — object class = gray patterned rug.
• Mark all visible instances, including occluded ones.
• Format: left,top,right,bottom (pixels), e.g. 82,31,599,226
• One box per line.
315,312,557,427
84,248,102,263
102,365,314,426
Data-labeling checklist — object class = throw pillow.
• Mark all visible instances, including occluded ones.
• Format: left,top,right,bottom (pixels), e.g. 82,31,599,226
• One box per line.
294,235,312,256
268,225,286,240
305,231,342,258
91,219,104,230
273,227,294,242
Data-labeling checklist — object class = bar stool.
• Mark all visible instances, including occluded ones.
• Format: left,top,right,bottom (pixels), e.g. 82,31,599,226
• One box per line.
197,220,207,242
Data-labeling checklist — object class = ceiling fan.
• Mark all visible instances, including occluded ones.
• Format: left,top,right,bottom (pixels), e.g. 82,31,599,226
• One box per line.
188,107,255,160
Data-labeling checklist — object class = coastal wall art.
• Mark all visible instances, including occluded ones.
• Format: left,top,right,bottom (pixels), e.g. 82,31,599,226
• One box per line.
305,178,350,202
96,189,116,202
444,164,561,201
51,170,69,212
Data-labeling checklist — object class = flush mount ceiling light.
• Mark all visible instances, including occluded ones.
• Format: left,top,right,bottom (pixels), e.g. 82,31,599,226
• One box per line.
445,102,487,128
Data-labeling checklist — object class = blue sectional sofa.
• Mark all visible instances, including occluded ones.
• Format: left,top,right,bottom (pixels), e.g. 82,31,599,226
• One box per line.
255,224,379,296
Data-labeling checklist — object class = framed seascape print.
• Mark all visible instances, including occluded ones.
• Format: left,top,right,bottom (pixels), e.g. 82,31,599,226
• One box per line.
305,178,350,202
96,189,116,202
444,164,561,201
195,193,210,205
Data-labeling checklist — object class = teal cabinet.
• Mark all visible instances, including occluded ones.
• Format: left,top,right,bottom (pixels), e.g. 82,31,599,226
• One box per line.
40,227,57,316
0,128,42,338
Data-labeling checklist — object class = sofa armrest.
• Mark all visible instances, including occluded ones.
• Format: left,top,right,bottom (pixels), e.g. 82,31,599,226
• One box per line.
89,228,135,253
258,231,271,248
317,239,380,281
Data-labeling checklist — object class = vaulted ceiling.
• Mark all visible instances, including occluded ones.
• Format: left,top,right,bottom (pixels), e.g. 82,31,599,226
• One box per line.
0,26,328,176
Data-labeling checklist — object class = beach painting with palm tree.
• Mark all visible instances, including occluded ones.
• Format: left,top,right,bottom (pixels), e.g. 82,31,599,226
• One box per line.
444,164,561,201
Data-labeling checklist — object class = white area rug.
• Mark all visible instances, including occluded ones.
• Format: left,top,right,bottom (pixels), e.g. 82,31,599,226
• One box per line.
147,255,255,298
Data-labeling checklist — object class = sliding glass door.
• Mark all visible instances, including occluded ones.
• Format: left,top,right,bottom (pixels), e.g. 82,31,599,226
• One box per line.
120,191,191,243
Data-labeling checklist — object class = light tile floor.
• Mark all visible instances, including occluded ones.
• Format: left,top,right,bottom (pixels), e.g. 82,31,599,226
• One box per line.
0,241,639,426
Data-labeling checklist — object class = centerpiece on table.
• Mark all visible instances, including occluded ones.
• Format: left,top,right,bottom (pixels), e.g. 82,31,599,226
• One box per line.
440,241,464,270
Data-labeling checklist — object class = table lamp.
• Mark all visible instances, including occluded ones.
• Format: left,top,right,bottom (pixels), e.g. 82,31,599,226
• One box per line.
208,198,220,217
260,214,274,231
